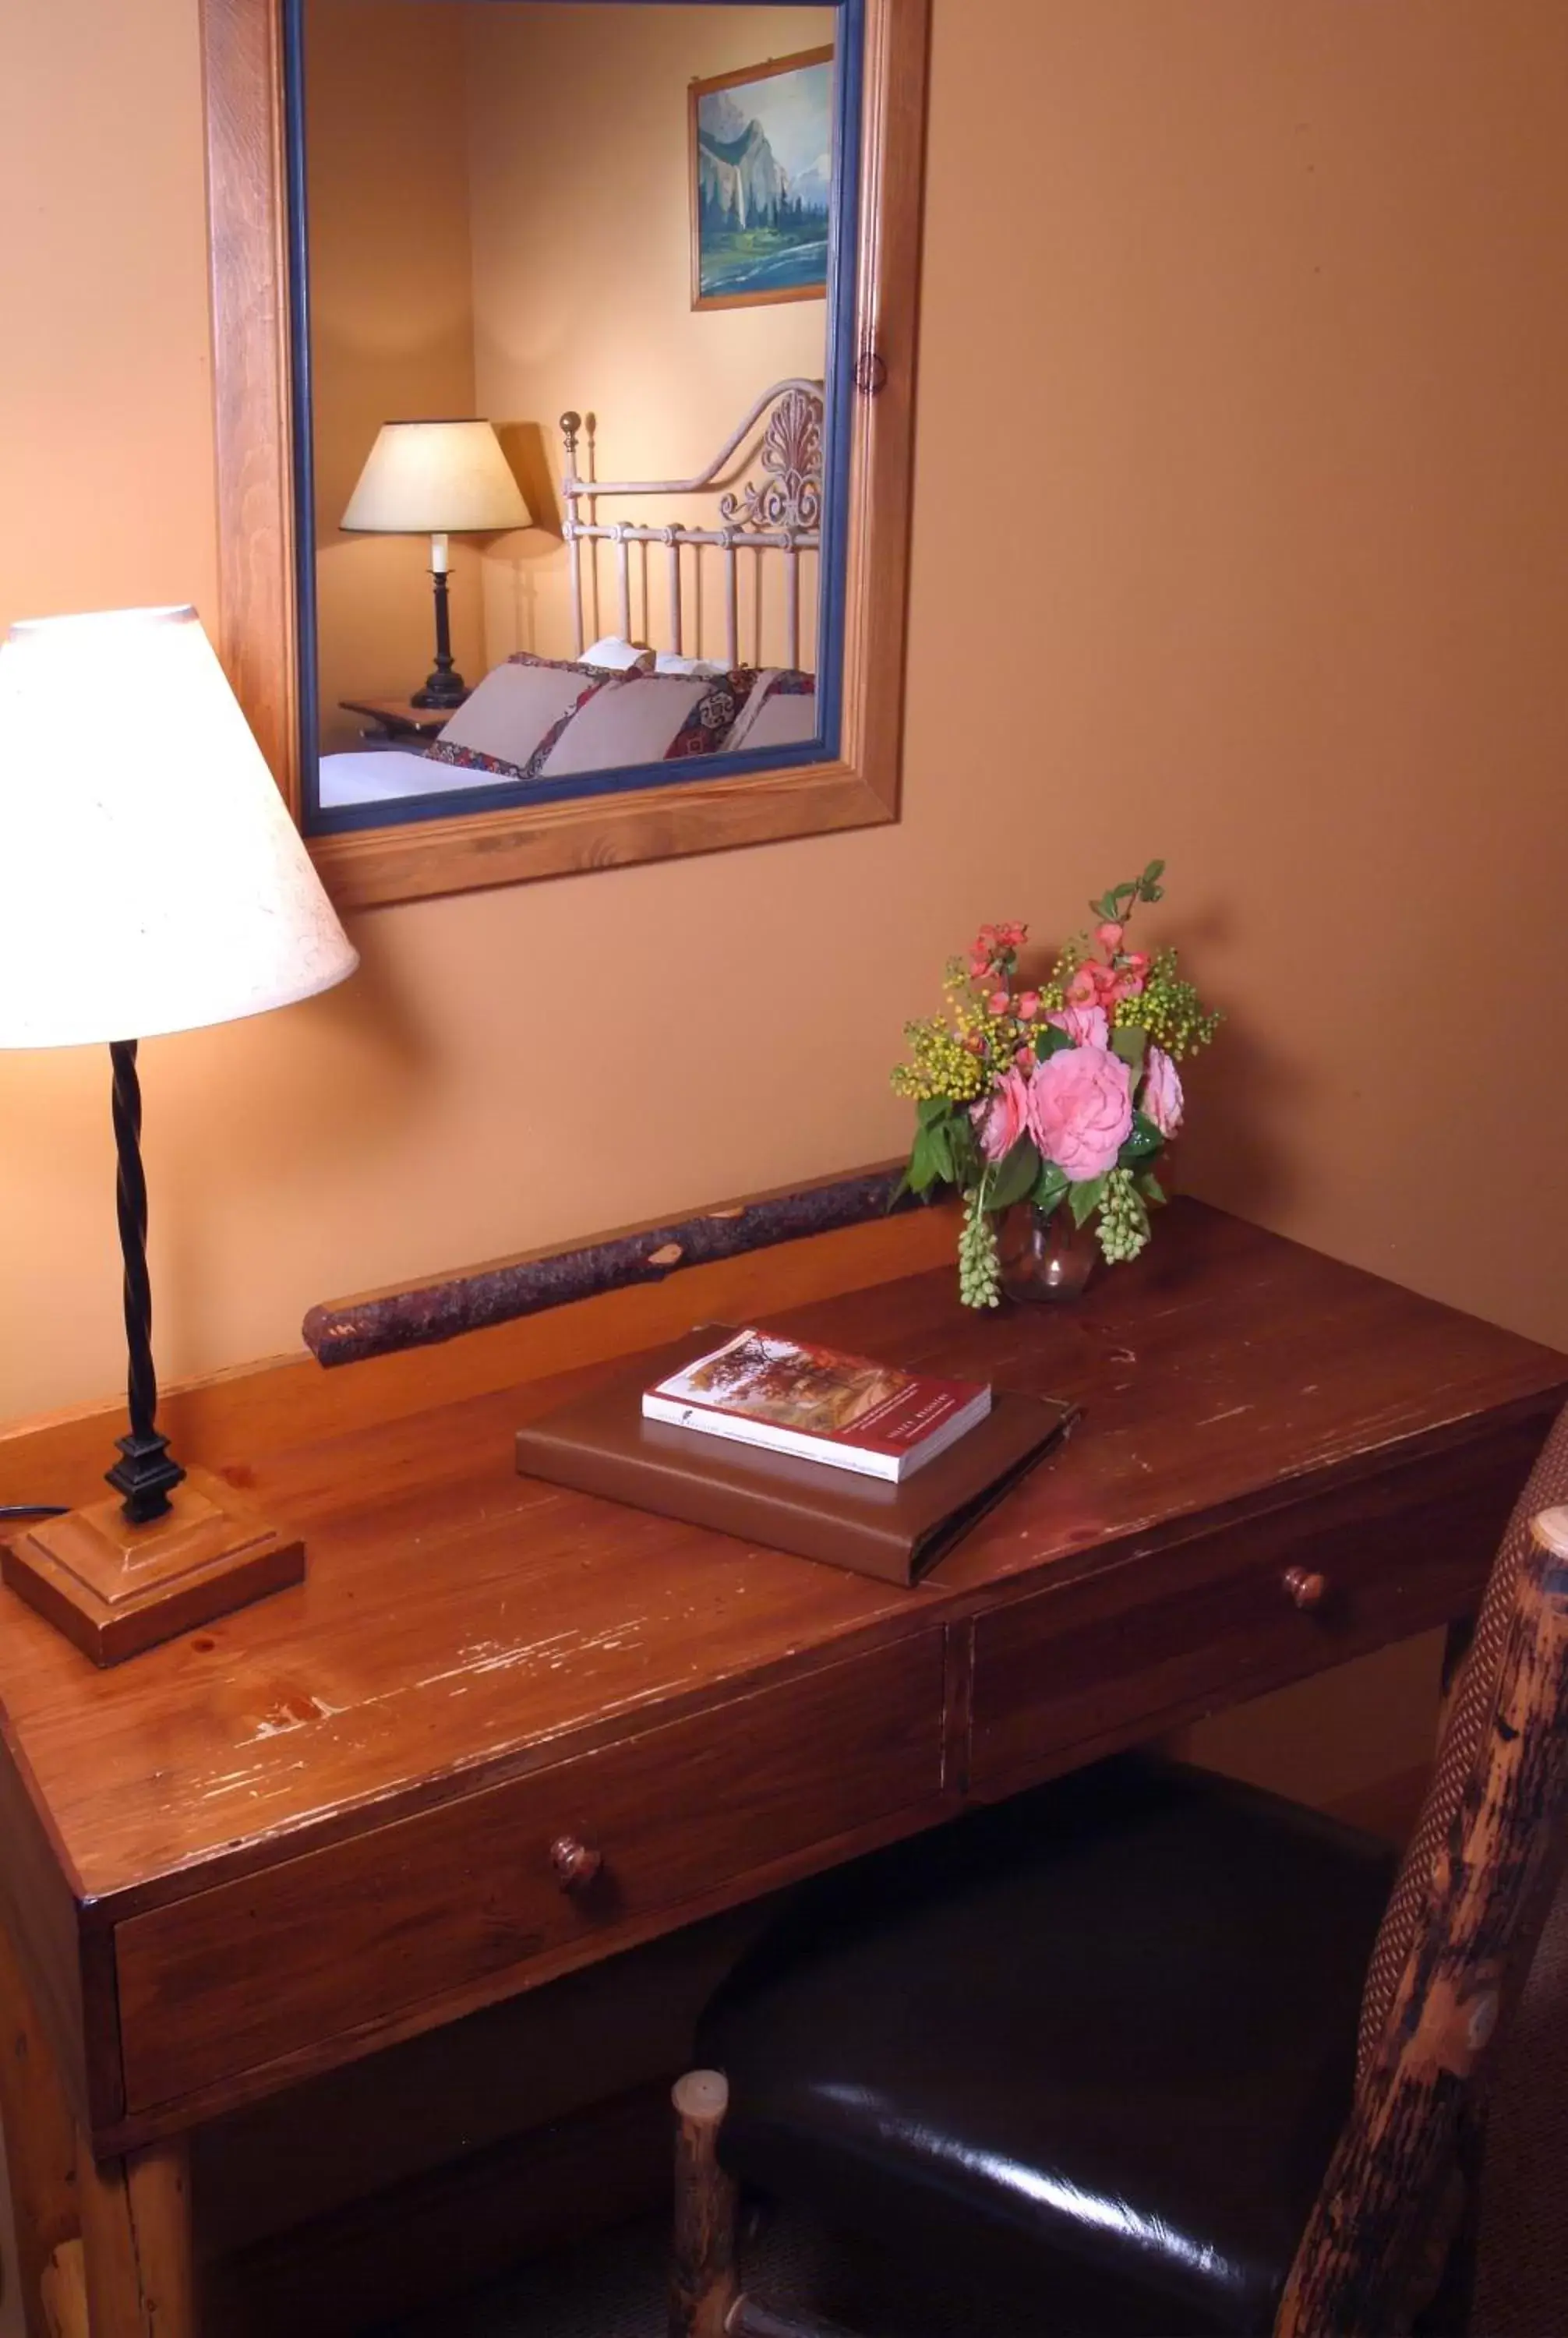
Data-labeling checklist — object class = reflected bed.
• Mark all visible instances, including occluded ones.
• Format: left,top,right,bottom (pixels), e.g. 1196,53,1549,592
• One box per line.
317,380,825,811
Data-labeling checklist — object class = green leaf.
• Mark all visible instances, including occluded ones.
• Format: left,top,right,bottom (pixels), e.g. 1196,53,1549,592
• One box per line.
1033,1160,1069,1214
1144,857,1166,883
986,1137,1041,1213
1036,1024,1073,1059
948,1113,981,1188
906,1128,941,1193
1068,1174,1106,1228
1118,1110,1164,1166
1110,1025,1148,1079
888,1165,912,1210
1136,1171,1167,1206
916,1095,952,1128
927,1118,955,1184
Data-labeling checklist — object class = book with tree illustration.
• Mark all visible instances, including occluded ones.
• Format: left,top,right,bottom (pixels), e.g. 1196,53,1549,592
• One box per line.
642,1328,991,1482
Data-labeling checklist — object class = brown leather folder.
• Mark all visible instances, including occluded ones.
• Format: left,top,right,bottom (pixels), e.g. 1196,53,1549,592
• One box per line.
514,1327,1078,1587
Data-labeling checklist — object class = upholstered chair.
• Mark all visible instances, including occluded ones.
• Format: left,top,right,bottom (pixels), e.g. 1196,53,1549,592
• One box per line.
669,1408,1568,2338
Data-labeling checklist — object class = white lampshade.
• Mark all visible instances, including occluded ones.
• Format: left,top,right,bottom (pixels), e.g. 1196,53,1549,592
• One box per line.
341,419,532,535
0,606,359,1049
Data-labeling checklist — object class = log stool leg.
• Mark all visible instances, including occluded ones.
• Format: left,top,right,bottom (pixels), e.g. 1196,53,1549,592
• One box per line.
669,2070,739,2338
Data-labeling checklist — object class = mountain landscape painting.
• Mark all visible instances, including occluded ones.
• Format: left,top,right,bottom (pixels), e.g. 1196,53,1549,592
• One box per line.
691,47,835,309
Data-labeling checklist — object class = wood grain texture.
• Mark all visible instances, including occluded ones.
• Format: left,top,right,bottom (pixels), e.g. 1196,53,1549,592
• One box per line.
302,1163,919,1366
1277,1513,1568,2337
38,2243,87,2338
114,1635,945,2114
200,0,930,910
0,1916,78,2338
78,2138,193,2338
200,0,297,800
968,1413,1545,1799
0,1202,1564,2168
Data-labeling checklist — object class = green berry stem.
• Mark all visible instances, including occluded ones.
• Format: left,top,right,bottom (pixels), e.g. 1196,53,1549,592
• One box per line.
959,1175,1002,1309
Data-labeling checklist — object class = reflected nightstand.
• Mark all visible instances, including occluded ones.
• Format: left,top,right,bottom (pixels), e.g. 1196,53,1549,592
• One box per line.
340,697,463,743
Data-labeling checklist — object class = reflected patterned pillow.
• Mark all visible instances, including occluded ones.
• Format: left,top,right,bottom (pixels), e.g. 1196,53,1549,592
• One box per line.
723,668,818,754
424,653,616,783
664,669,762,760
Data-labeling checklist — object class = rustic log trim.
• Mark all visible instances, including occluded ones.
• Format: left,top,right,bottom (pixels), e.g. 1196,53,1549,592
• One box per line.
302,1165,920,1367
1276,1506,1568,2338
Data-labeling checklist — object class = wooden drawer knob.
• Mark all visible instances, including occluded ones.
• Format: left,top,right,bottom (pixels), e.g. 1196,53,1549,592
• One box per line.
550,1835,603,1891
1284,1566,1328,1612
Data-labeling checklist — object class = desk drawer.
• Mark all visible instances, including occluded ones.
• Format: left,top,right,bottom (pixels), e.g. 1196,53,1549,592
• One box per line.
969,1430,1528,1799
115,1633,945,2113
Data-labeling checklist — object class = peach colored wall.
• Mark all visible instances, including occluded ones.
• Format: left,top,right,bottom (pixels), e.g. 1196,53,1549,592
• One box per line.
305,0,487,750
462,3,832,667
2,0,1566,1460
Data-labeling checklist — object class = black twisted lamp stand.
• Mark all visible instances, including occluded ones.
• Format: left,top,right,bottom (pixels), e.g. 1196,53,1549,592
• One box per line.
104,1040,186,1524
0,1044,305,1664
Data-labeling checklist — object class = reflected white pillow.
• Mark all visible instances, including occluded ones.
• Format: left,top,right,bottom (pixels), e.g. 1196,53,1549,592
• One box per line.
654,651,726,679
583,635,723,680
581,636,657,673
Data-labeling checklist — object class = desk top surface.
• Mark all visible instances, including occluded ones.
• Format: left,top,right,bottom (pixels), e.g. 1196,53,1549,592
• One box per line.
1,1202,1563,1905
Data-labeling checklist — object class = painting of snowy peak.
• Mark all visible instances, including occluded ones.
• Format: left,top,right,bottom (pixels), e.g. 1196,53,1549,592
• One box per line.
693,48,835,307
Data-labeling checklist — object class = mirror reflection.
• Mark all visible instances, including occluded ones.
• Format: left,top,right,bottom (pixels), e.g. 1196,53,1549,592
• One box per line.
295,0,851,831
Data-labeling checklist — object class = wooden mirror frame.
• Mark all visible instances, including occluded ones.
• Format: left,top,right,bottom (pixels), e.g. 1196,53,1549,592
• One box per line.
199,0,931,912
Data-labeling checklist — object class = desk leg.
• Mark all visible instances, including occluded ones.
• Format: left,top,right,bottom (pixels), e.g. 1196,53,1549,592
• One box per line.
0,1916,79,2338
77,2136,193,2338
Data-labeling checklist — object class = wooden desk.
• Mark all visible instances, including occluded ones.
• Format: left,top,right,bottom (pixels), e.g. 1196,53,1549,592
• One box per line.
1,1201,1564,2336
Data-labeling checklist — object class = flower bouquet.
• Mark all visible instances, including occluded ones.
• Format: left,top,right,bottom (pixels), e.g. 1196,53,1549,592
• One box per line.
892,864,1220,1307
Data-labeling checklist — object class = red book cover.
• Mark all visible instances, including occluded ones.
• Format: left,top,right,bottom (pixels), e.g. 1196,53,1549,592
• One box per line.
641,1327,991,1482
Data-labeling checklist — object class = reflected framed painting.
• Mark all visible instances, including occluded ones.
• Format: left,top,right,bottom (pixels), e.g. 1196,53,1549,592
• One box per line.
690,46,835,310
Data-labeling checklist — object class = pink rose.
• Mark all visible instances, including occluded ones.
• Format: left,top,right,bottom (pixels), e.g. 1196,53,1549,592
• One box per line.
987,990,1010,1015
973,1067,1031,1163
1066,966,1100,1008
1017,991,1041,1022
1028,1044,1133,1180
1142,1044,1185,1137
1046,1001,1108,1049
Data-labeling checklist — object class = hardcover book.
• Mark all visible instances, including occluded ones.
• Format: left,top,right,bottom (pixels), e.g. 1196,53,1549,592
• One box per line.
515,1326,1078,1588
642,1328,991,1482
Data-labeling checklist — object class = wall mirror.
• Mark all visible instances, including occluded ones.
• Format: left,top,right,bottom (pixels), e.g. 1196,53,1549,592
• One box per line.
201,0,929,909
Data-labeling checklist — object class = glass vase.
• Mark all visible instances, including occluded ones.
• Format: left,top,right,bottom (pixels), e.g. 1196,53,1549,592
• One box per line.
998,1199,1100,1304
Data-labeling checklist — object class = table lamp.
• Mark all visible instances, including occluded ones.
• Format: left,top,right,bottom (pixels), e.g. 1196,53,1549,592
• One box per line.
0,605,359,1664
341,418,531,708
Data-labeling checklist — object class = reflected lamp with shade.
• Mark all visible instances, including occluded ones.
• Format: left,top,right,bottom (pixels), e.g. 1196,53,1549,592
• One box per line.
340,418,531,708
0,605,359,1664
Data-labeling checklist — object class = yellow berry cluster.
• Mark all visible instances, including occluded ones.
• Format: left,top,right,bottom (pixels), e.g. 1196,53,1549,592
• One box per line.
1118,948,1221,1061
890,1017,987,1104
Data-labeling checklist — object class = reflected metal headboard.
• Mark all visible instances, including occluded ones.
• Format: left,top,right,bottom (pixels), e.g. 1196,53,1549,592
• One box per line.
560,378,824,671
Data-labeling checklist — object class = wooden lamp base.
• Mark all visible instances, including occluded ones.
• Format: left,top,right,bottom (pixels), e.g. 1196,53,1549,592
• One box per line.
1,1467,304,1666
